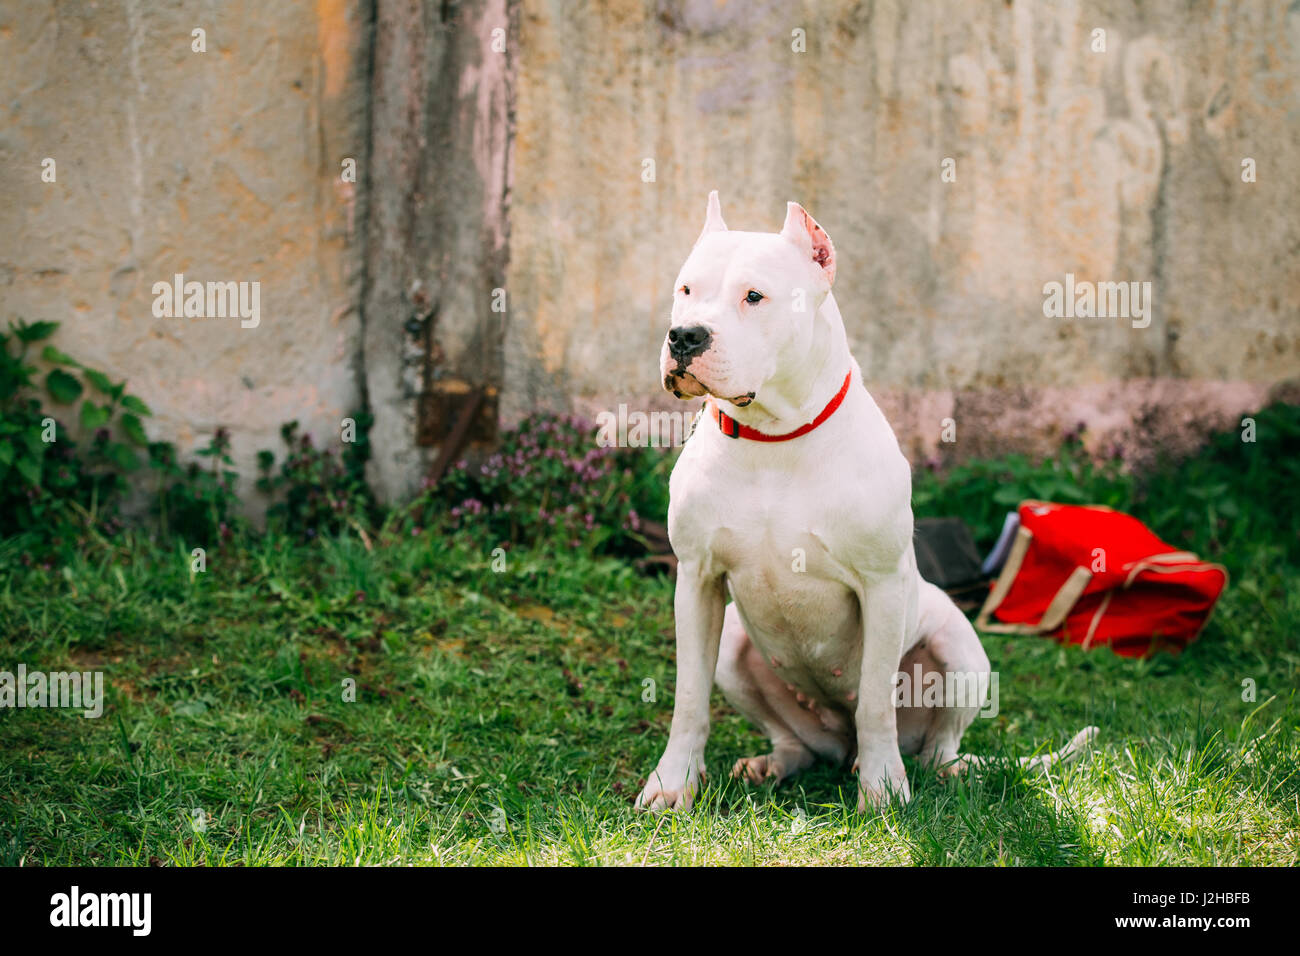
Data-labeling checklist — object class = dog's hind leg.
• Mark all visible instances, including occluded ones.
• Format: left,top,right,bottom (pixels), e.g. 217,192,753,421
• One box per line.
715,604,851,784
905,582,991,777
906,585,1101,776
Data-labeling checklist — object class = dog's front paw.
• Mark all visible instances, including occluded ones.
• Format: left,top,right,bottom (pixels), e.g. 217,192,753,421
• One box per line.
855,759,910,813
635,762,704,812
731,744,814,784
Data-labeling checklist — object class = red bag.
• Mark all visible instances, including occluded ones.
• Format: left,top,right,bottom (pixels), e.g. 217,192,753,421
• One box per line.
975,501,1228,657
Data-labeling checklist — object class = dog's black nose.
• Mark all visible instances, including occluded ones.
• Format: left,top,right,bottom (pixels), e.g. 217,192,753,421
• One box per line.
667,325,710,360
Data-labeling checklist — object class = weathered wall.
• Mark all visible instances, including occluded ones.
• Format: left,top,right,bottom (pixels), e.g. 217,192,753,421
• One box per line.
0,0,370,504
361,0,515,504
4,0,1297,511
505,0,1300,463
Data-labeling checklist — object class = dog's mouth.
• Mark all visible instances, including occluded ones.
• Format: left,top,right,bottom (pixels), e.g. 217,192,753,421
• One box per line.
663,369,707,400
663,369,755,406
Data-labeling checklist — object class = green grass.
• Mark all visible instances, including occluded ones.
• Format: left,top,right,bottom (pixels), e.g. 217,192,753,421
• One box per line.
2,409,1299,866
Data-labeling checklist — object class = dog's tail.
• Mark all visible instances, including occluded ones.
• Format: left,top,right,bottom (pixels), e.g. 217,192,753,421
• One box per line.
959,726,1099,774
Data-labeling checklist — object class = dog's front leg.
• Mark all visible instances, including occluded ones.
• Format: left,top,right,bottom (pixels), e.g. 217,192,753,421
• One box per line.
854,576,911,812
635,563,725,811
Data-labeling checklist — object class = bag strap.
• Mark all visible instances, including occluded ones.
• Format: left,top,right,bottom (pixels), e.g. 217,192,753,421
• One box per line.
975,523,1094,635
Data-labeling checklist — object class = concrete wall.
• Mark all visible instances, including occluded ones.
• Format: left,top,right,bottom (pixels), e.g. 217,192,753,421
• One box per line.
4,0,1297,509
360,0,515,504
1,0,370,500
505,0,1300,464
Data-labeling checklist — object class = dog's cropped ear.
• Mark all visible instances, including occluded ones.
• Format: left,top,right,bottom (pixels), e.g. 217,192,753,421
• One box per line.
695,190,728,244
779,201,836,287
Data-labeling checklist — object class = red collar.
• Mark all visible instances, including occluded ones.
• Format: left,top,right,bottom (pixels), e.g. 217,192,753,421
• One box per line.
710,370,853,442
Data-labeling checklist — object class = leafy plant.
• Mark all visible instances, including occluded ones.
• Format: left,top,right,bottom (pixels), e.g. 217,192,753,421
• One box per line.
256,413,375,540
149,428,243,545
0,319,152,539
406,412,672,557
1135,401,1300,574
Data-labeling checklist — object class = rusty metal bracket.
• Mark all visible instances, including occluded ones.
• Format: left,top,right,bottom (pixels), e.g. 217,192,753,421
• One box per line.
421,382,498,485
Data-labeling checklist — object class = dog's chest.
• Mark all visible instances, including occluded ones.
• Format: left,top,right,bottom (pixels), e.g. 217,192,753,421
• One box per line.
713,513,865,689
680,465,875,695
669,402,915,700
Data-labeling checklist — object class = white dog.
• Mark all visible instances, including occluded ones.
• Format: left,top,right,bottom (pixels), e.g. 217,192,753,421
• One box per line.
636,192,1096,812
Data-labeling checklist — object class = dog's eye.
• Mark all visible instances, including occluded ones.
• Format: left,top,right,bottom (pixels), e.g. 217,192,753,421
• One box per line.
681,285,690,296
745,290,764,303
